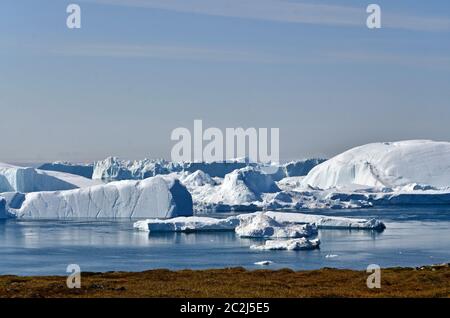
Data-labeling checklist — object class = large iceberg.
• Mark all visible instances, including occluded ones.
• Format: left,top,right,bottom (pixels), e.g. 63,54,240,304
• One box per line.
0,162,99,193
7,176,193,219
38,162,94,179
302,140,450,190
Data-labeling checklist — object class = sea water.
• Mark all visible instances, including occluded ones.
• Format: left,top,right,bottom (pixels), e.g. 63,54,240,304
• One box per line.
0,207,449,275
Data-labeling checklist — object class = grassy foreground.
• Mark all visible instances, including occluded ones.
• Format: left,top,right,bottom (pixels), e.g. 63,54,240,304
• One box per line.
1,265,449,298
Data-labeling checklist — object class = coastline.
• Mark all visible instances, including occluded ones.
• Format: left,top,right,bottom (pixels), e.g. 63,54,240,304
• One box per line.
1,264,448,298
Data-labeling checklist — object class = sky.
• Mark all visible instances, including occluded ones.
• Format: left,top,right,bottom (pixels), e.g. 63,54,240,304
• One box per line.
1,0,450,163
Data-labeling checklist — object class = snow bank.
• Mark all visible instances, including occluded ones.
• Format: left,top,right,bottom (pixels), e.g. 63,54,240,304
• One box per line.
8,176,193,219
235,213,317,238
0,162,99,193
302,140,450,190
38,162,94,179
250,238,320,251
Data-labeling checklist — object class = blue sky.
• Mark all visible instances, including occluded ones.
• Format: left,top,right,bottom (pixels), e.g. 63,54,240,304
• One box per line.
1,0,450,163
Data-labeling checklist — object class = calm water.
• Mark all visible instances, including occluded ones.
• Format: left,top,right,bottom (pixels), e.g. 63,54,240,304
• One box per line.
0,207,449,275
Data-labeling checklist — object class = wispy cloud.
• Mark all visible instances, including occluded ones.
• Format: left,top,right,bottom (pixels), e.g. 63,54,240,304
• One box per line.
45,42,450,71
81,0,450,32
48,42,294,64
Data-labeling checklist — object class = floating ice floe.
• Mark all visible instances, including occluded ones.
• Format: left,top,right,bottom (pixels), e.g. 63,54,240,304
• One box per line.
235,213,317,238
254,260,274,266
134,216,238,232
250,238,321,251
0,162,99,193
7,176,193,219
256,211,386,231
134,211,385,233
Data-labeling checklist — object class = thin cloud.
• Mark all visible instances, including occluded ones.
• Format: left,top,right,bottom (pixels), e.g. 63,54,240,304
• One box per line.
82,0,450,32
48,43,293,63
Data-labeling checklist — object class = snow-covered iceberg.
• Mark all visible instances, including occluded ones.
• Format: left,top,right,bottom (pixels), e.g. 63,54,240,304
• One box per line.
250,238,321,251
0,162,99,193
302,140,450,190
235,213,317,238
38,162,94,179
7,176,193,219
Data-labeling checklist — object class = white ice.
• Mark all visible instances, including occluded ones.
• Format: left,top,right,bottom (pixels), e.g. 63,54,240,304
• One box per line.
7,176,193,219
235,213,317,238
250,238,321,251
0,162,99,193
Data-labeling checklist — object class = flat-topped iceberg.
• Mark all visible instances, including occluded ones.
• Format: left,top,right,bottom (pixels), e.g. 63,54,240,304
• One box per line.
235,213,317,238
134,216,238,232
0,162,99,193
7,176,193,219
133,211,385,233
259,211,386,231
250,238,321,251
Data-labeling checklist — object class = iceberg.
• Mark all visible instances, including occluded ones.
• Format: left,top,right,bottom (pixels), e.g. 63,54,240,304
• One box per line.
134,216,238,232
92,157,176,180
250,238,321,251
133,211,385,233
302,140,450,190
0,162,99,193
8,176,193,219
282,159,327,178
259,211,386,231
91,157,326,181
235,213,317,238
38,162,94,179
254,260,273,265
